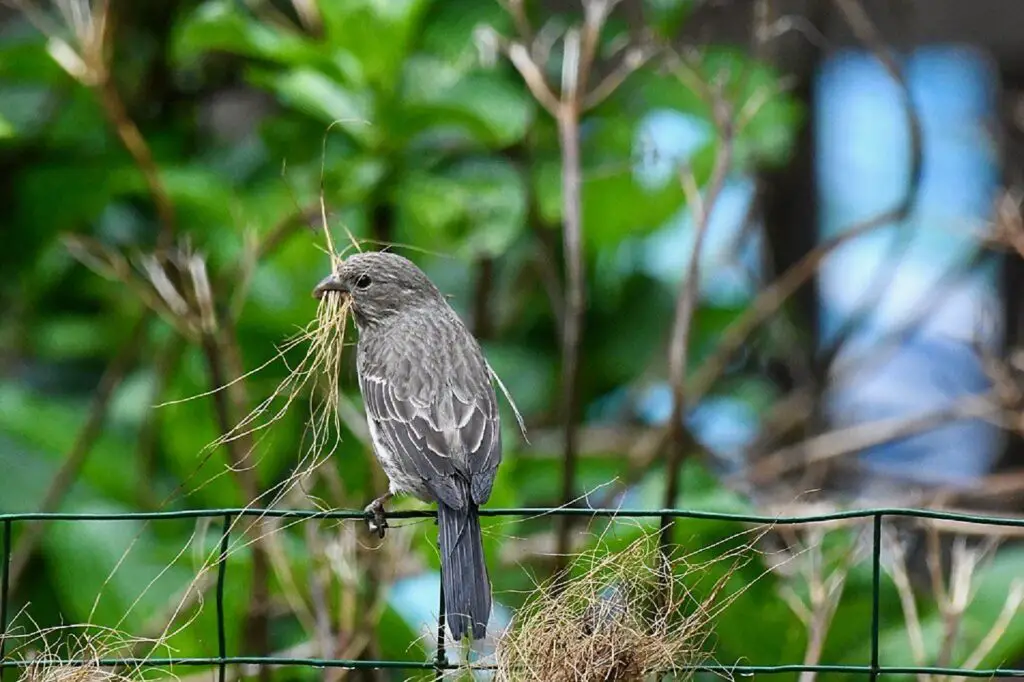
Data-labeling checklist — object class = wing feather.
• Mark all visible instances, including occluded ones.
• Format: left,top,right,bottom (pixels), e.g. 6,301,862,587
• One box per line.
357,315,502,508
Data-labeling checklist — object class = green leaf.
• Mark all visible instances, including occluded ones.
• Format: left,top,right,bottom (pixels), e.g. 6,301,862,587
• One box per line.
318,0,431,92
419,0,511,65
0,384,142,506
482,342,558,419
249,68,377,148
42,504,198,631
0,32,65,82
0,113,15,139
172,0,323,67
532,115,712,250
612,49,802,169
643,0,697,40
29,316,118,359
400,56,533,148
14,160,128,239
394,157,527,258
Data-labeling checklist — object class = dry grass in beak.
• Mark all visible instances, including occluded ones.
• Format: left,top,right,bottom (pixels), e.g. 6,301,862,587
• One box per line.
135,263,357,668
302,288,352,464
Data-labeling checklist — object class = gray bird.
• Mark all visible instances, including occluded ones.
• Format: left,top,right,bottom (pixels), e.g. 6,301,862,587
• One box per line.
313,252,501,641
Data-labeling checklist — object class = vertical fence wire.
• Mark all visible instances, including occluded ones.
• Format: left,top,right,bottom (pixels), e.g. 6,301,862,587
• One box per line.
870,513,883,681
216,514,231,682
0,520,11,681
435,573,446,682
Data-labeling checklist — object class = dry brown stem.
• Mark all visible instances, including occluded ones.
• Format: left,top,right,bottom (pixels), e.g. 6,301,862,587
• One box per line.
491,0,649,566
741,392,1003,486
6,314,149,592
661,60,739,549
684,0,923,408
772,524,859,682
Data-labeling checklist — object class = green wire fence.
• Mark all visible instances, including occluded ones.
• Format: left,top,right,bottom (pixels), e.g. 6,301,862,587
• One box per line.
2,506,1024,680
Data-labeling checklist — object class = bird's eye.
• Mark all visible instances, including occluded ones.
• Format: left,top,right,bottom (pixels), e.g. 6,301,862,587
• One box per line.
355,274,372,290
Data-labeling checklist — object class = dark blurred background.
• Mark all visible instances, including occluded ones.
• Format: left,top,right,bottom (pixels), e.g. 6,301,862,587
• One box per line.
2,0,1024,679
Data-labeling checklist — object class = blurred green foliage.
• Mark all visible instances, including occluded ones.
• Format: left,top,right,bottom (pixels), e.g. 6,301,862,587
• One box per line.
1,1,1022,680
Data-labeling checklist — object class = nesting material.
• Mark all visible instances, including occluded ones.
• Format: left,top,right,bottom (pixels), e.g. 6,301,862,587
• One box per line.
309,288,351,416
494,531,737,682
16,663,134,682
4,626,150,682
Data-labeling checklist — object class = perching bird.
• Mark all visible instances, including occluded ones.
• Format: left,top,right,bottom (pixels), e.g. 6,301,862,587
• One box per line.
313,252,502,641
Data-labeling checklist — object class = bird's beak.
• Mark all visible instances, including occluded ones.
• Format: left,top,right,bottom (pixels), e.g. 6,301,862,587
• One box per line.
312,273,348,300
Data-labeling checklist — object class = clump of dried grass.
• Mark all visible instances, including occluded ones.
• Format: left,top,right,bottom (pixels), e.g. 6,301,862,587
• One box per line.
494,529,749,682
2,623,159,682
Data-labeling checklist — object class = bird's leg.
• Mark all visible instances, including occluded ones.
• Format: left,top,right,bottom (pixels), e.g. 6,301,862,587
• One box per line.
364,493,393,539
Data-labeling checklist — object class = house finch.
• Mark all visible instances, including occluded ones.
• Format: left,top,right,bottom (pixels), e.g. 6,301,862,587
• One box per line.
313,252,501,641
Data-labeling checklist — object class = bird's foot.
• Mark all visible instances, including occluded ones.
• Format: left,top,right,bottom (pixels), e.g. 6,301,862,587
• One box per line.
364,495,392,539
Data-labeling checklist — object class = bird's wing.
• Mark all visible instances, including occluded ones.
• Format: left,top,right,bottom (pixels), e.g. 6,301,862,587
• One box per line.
452,366,501,506
359,349,501,509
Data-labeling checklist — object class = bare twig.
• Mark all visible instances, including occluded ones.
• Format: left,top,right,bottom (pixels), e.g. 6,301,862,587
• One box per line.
472,257,496,340
136,335,186,509
774,527,856,682
685,0,924,406
497,0,642,565
957,580,1024,675
7,312,149,590
741,392,1001,485
198,325,272,679
883,529,932,681
554,29,586,561
816,0,923,369
96,75,176,248
687,211,922,405
15,0,178,245
661,113,734,550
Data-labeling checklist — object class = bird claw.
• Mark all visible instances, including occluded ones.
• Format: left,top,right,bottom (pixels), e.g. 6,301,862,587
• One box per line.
365,498,389,539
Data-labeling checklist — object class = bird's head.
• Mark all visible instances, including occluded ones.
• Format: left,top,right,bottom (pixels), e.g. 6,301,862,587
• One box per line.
312,251,444,327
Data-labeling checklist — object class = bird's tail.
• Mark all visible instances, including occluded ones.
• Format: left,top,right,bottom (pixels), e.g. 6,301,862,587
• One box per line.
437,501,491,641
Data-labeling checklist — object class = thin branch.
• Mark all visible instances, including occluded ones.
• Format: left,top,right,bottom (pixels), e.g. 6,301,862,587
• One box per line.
660,126,734,550
496,0,662,566
817,0,923,369
554,35,586,562
958,580,1024,675
577,0,619,97
96,78,176,249
136,335,185,510
883,530,932,681
7,312,150,590
198,322,271,682
498,0,533,43
687,209,919,405
583,47,653,110
741,392,1001,485
507,42,560,115
472,257,496,340
686,0,924,406
253,205,321,264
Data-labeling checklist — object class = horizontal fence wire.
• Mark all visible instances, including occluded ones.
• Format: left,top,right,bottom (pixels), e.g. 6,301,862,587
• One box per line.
1,506,1024,679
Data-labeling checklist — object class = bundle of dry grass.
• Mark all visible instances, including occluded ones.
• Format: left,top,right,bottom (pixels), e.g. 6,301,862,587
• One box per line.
493,529,746,682
3,624,152,682
16,662,133,682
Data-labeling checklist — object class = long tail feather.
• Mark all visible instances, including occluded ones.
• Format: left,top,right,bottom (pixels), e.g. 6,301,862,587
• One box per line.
437,501,491,640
